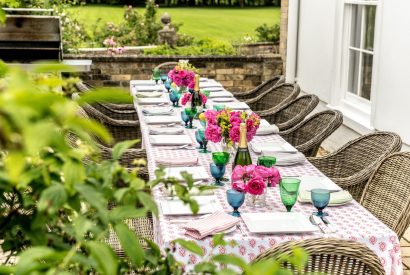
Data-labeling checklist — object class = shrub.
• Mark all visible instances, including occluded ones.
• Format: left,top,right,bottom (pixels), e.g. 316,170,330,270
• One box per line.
255,23,280,43
144,38,236,56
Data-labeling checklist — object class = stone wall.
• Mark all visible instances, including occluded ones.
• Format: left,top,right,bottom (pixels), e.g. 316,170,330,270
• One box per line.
234,42,279,56
65,54,283,93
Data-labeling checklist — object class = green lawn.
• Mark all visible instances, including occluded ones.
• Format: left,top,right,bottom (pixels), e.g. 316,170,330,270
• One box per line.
68,5,280,42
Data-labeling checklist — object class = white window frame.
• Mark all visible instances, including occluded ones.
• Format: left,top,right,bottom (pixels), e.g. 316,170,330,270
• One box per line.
328,0,382,134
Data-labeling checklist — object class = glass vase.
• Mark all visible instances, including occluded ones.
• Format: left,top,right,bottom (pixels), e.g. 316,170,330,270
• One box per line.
246,188,267,207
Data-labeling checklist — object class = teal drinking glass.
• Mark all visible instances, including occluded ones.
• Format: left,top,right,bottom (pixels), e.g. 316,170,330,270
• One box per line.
311,188,330,217
210,163,226,186
198,129,210,153
181,110,189,128
226,189,245,217
195,130,204,150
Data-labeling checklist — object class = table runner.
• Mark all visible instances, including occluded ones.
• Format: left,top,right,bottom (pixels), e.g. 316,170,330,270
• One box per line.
131,82,403,274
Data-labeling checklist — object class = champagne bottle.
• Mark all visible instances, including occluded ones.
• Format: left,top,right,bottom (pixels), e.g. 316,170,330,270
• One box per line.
191,74,201,107
233,122,252,168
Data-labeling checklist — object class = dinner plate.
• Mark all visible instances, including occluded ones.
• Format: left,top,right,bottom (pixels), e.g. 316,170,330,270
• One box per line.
225,102,250,110
298,176,342,192
144,116,181,124
251,142,298,154
159,196,221,216
163,166,209,181
131,80,157,86
241,212,318,234
137,98,169,105
149,134,192,145
134,91,163,98
209,91,234,98
212,97,235,103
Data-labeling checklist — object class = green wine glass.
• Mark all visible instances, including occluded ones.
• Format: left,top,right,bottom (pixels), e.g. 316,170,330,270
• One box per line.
279,178,301,212
198,129,210,153
184,107,197,129
212,152,230,166
257,156,277,168
152,68,161,84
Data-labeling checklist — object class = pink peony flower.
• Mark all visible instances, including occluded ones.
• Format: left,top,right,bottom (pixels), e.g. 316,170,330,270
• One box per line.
201,94,207,104
229,125,240,143
245,164,257,178
245,176,266,195
254,165,271,178
232,165,246,181
205,124,222,143
181,93,191,106
205,110,218,125
267,167,281,187
232,180,246,192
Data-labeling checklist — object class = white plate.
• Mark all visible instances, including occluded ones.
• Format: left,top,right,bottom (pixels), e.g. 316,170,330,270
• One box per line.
149,134,192,145
298,176,342,192
134,91,163,98
144,116,181,124
137,98,169,105
131,80,157,86
149,127,185,135
164,166,209,181
159,196,221,216
209,91,233,98
241,212,318,234
142,107,174,116
251,142,298,154
200,84,223,89
213,97,235,103
225,102,250,110
133,85,163,92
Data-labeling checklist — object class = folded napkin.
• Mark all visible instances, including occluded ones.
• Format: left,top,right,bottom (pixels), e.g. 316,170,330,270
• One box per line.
298,190,353,205
263,152,306,166
149,127,184,135
256,125,279,135
252,142,298,154
182,211,240,239
134,91,163,98
225,102,250,110
142,108,174,116
209,91,233,98
156,156,199,167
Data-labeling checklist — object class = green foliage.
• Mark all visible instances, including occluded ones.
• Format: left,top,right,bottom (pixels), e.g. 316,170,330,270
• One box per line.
144,38,236,56
255,23,280,43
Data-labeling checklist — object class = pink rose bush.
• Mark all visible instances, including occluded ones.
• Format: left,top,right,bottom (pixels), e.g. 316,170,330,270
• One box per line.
204,109,260,146
232,164,281,195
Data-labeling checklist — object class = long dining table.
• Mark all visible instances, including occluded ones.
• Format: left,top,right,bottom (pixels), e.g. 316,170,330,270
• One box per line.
130,79,403,274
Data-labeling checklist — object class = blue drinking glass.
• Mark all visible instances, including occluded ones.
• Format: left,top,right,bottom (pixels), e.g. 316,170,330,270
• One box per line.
169,92,178,107
195,130,204,150
226,189,245,217
174,91,182,108
164,80,172,92
198,129,210,153
311,189,330,217
181,110,189,128
210,163,226,186
160,74,168,84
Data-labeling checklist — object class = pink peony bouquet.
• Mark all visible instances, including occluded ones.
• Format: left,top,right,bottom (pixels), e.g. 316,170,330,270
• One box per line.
204,109,260,146
168,64,196,89
181,92,207,106
232,164,281,195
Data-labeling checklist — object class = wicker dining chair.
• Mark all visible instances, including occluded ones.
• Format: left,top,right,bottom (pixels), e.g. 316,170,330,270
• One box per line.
154,61,179,75
74,82,138,120
259,94,319,131
280,110,343,157
245,83,300,113
234,75,285,100
308,132,402,201
360,152,410,238
253,238,385,275
79,103,142,147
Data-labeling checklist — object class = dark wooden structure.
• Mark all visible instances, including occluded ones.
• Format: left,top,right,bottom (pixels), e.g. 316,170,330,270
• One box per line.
0,9,62,62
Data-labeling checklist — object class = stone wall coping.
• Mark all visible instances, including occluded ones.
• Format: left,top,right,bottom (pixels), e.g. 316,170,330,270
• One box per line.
64,54,281,63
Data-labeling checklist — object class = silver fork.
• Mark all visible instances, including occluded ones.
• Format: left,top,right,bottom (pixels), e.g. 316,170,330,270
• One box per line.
237,224,246,237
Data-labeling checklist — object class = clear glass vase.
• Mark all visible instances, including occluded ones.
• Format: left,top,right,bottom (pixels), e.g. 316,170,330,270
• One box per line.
246,188,267,207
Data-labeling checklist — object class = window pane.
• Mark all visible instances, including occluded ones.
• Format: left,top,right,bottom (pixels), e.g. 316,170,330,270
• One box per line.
348,49,360,95
364,5,376,51
350,5,363,48
360,53,373,100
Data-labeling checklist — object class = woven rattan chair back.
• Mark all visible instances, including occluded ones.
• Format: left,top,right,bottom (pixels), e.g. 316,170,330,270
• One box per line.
74,82,138,120
310,132,402,200
246,83,300,113
261,94,319,131
360,152,410,238
280,110,343,157
253,238,385,275
154,61,178,75
234,75,285,100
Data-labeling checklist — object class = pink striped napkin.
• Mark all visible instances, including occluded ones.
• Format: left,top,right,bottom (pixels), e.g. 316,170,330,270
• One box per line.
156,156,199,167
182,211,240,239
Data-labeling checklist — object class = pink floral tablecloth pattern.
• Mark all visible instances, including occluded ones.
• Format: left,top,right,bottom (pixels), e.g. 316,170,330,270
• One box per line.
131,84,403,275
